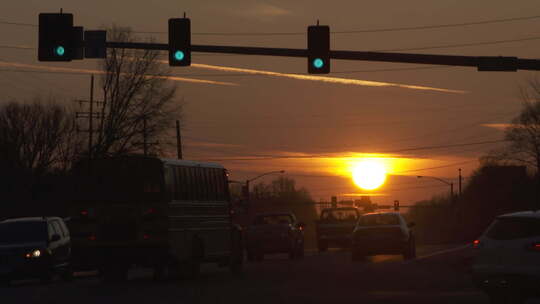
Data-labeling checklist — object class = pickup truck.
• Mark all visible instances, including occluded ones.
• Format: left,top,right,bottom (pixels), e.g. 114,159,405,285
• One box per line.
245,213,305,261
316,207,360,252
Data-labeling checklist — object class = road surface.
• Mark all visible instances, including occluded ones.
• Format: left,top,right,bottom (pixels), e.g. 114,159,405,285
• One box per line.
3,244,539,304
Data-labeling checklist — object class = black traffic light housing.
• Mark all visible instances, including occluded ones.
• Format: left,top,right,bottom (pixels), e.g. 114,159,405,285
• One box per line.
307,25,330,74
38,13,75,61
168,18,191,66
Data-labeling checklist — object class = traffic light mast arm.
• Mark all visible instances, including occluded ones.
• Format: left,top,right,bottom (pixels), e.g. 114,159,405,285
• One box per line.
104,41,540,71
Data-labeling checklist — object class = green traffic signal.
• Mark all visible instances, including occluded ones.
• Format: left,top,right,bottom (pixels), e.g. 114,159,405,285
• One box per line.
55,45,65,56
313,58,324,69
174,50,185,61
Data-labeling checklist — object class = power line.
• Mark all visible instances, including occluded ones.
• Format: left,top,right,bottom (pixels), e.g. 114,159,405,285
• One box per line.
0,20,36,27
393,160,478,174
201,139,507,162
376,36,540,52
388,139,506,154
2,14,540,36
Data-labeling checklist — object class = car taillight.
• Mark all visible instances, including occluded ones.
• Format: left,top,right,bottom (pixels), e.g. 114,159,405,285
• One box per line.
528,242,540,252
143,208,157,219
473,239,481,248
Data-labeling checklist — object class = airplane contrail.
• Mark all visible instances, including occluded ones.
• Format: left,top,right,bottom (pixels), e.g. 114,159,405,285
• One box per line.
190,63,466,94
0,61,237,86
157,59,465,93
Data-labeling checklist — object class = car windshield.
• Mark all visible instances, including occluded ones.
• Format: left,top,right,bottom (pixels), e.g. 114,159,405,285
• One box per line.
255,215,293,225
0,221,48,244
485,217,540,240
321,209,358,221
357,214,400,226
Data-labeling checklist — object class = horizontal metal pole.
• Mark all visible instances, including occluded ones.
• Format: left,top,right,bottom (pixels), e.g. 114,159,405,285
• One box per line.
331,50,478,67
103,41,540,71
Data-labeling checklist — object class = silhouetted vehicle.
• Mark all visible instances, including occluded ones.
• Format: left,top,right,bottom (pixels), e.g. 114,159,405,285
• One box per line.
316,207,360,252
351,212,415,261
0,217,72,286
68,156,243,281
472,211,540,304
245,213,305,261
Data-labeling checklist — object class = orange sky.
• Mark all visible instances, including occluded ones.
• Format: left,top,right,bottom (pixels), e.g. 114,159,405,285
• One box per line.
0,0,537,204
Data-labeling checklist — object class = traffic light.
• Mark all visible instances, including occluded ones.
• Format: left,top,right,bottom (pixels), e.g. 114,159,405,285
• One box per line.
38,13,74,61
394,200,400,212
84,30,107,59
307,25,330,74
168,18,191,66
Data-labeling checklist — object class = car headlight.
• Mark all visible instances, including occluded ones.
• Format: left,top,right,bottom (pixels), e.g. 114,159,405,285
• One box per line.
25,249,41,259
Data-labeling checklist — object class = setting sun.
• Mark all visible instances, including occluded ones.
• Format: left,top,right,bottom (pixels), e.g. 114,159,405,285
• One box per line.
352,159,387,190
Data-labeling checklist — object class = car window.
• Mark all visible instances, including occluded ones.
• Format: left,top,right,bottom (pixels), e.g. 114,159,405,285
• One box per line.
321,209,358,221
49,221,62,238
357,214,400,226
0,222,48,244
54,220,68,237
485,217,540,240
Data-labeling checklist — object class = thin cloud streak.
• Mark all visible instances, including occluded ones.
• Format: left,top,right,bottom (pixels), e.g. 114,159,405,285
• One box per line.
0,61,237,86
184,63,466,94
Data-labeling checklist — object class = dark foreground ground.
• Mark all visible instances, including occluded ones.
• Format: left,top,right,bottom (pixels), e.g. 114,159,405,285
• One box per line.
3,244,540,304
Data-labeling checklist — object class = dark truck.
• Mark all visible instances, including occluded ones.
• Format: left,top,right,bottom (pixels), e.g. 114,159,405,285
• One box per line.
315,207,360,252
245,213,305,261
67,156,242,281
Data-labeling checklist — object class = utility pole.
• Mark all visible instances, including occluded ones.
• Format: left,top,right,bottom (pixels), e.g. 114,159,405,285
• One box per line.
143,117,148,156
134,116,158,156
459,168,462,196
74,75,104,159
176,120,182,159
88,74,94,159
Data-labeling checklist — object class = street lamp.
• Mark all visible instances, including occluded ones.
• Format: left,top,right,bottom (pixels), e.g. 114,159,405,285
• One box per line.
245,170,285,202
417,175,454,201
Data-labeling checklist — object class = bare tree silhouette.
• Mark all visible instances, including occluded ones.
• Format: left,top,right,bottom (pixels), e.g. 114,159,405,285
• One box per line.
0,99,80,175
92,26,182,158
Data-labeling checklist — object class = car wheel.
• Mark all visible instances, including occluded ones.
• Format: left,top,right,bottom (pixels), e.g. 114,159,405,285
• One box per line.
297,243,305,259
40,271,53,284
247,250,255,262
487,291,526,304
351,249,365,262
318,240,328,252
289,245,296,260
180,258,200,280
61,266,74,282
153,262,170,281
0,277,10,287
102,265,129,282
229,236,244,275
403,239,416,260
410,239,417,259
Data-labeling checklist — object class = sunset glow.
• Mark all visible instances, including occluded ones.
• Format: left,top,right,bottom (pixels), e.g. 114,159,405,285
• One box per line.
351,159,387,190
